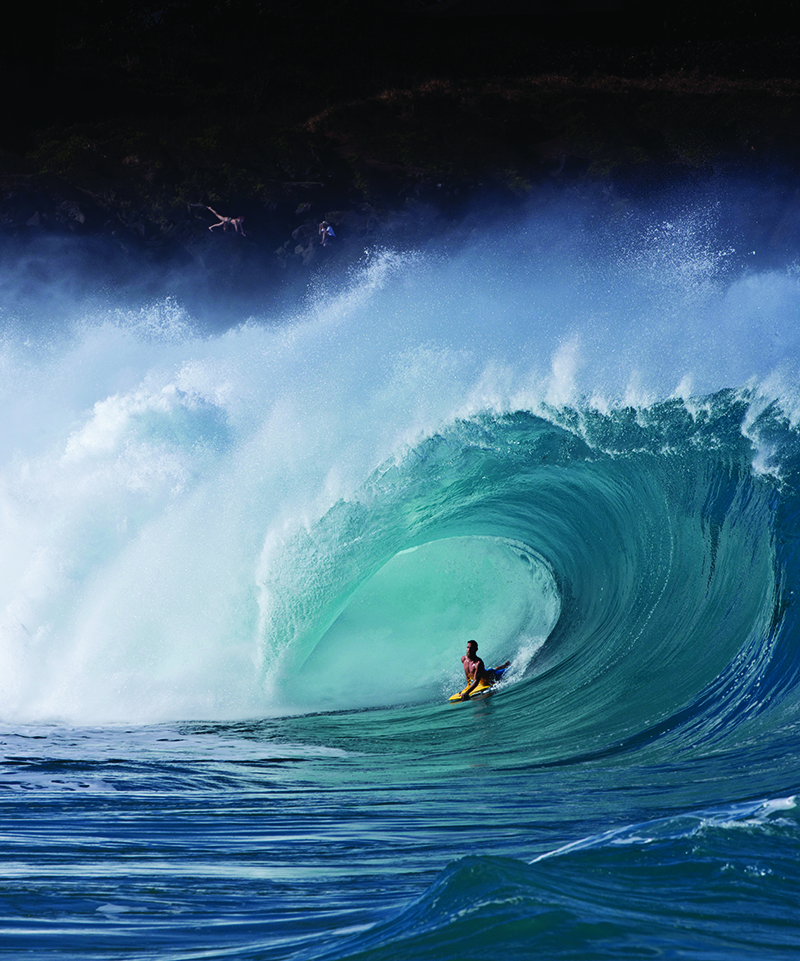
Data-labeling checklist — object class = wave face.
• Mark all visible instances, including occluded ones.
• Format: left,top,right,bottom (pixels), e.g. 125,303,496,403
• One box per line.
2,187,800,959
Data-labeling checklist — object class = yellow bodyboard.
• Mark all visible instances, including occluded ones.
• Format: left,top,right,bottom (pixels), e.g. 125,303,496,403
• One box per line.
448,679,493,701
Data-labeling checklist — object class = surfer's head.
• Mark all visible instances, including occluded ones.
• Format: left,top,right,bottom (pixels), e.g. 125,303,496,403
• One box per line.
466,639,478,655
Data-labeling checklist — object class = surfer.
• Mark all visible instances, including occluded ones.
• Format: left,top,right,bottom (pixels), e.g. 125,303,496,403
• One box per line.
460,640,510,700
319,221,335,246
199,205,247,235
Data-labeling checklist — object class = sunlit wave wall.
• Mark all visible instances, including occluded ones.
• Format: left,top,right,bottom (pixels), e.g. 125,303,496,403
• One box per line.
2,190,800,726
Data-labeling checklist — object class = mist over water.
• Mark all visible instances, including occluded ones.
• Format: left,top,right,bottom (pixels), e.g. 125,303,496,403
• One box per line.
1,182,800,724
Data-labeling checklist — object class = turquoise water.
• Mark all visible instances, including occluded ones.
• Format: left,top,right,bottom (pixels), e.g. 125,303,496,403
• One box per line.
2,192,800,958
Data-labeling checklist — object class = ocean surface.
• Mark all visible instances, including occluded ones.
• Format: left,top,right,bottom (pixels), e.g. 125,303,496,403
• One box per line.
2,187,800,958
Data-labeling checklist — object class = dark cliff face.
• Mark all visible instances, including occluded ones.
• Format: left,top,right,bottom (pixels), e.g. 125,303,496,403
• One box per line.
2,2,800,319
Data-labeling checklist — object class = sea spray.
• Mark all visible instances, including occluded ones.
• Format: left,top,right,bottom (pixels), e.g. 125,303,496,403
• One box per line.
0,197,796,726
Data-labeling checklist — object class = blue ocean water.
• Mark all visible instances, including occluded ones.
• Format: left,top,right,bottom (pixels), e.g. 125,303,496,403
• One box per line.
2,190,800,958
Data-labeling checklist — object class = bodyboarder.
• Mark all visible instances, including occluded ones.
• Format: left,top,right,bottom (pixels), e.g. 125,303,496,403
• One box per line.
460,640,510,700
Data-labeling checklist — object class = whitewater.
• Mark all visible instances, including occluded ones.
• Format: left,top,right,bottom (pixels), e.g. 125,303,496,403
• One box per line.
2,185,800,959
